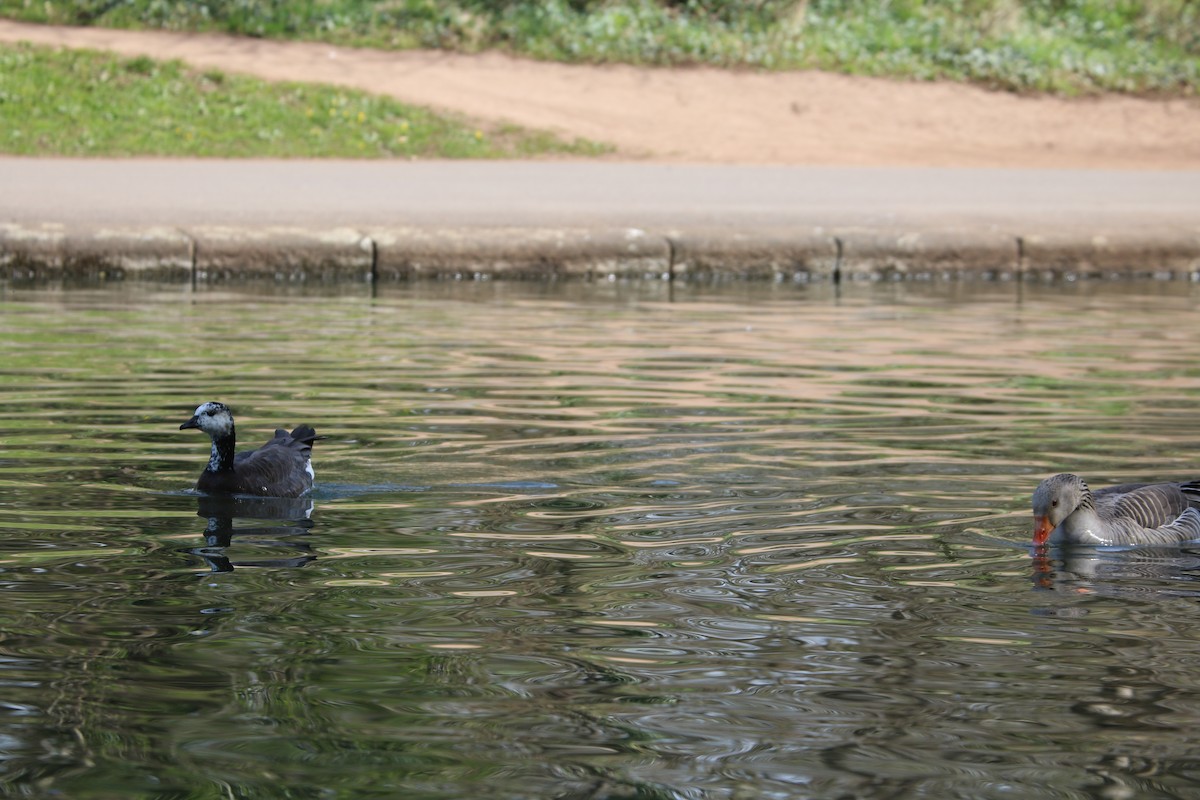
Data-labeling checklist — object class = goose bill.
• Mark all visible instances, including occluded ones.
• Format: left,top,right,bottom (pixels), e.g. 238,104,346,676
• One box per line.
1033,515,1053,546
180,416,200,430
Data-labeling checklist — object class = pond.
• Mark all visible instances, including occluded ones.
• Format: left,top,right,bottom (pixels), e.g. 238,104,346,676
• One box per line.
2,279,1200,799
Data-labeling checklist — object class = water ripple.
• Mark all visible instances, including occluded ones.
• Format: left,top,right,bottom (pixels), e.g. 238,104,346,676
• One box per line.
2,282,1200,797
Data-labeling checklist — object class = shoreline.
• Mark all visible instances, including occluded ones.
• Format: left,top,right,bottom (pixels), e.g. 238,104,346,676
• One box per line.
3,159,1198,283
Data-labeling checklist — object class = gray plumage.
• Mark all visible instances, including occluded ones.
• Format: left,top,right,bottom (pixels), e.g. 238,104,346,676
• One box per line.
180,402,318,498
1031,473,1200,546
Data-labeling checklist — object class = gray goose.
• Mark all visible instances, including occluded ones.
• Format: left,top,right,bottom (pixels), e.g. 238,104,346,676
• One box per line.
180,402,318,498
1031,473,1200,546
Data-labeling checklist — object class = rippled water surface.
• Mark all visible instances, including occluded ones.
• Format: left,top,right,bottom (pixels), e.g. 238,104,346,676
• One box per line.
3,280,1200,799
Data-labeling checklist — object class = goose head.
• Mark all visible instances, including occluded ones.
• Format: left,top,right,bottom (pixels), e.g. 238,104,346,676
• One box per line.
180,401,235,439
1031,473,1086,545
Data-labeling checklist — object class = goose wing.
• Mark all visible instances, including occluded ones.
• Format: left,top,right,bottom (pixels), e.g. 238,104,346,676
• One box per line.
1104,506,1200,546
232,426,317,497
1094,482,1194,529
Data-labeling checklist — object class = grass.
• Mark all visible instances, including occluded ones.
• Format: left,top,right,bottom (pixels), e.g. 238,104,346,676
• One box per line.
0,42,610,157
1,0,1197,95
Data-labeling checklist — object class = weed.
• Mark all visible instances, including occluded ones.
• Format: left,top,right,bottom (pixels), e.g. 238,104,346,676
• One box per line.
1,0,1194,94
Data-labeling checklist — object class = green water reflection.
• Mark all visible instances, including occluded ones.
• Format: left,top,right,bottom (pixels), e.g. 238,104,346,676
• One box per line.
1,281,1200,798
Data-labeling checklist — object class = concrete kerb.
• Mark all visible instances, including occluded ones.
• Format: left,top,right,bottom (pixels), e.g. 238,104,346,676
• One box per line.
667,228,839,281
4,223,1200,284
190,226,374,282
370,226,670,280
0,222,193,280
835,228,1021,281
1019,226,1200,279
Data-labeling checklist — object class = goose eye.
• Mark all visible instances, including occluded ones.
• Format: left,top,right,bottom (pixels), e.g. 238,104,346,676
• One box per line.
1051,500,1058,507
206,409,217,416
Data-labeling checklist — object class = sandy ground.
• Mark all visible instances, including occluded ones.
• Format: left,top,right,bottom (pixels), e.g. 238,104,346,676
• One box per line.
1,18,1199,169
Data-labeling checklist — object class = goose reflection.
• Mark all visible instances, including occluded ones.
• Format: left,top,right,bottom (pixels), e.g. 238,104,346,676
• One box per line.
1032,545,1200,597
187,494,318,573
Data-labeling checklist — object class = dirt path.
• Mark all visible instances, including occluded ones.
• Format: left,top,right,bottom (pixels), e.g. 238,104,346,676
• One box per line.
2,18,1199,169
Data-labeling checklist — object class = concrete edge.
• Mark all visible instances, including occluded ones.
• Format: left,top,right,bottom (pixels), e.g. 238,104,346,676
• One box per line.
668,228,838,281
836,227,1021,280
191,226,373,283
0,222,194,281
3,222,1200,283
1020,228,1200,278
370,226,670,280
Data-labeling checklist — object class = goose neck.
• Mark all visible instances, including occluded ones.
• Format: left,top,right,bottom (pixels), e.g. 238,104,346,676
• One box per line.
1077,484,1095,512
207,431,236,473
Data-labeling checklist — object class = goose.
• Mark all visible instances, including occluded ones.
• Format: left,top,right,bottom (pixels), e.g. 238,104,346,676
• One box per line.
1031,473,1200,547
180,402,318,498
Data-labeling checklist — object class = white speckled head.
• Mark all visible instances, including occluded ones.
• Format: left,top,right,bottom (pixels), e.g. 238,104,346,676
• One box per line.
180,401,235,438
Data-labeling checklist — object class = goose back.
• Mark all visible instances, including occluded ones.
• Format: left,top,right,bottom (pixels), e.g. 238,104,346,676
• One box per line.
198,424,316,498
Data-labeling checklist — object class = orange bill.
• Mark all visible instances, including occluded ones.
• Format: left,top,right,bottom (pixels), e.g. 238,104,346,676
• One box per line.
1033,515,1053,546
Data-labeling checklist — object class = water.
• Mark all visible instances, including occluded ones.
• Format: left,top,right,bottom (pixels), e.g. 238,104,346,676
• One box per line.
2,279,1200,799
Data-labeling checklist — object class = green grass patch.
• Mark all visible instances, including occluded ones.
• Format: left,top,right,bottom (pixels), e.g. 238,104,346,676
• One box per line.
0,42,610,157
1,0,1197,95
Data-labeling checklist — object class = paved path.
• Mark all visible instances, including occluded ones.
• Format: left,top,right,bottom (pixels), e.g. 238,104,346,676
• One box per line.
4,158,1200,230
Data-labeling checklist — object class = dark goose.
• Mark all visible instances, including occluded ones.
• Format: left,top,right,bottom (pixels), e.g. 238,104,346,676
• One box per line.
1031,473,1200,546
180,402,318,498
